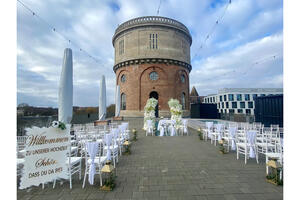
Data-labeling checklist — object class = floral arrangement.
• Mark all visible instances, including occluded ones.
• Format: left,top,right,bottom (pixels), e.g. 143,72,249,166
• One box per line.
168,99,183,129
143,98,158,130
51,121,66,130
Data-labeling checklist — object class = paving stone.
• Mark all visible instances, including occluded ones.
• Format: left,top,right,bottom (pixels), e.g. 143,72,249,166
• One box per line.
16,118,283,200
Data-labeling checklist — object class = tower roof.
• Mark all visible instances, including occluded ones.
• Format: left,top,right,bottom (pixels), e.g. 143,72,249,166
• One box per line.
190,86,199,96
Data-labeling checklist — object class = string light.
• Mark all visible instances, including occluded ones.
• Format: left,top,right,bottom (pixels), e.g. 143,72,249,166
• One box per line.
157,0,162,16
197,54,279,82
17,0,105,67
192,0,232,60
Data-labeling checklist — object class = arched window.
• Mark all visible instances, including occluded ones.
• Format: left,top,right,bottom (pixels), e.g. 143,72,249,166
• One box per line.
182,92,186,110
181,74,185,83
121,93,126,110
121,74,126,83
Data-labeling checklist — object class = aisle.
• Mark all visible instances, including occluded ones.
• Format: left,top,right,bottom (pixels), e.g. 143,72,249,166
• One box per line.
17,117,282,200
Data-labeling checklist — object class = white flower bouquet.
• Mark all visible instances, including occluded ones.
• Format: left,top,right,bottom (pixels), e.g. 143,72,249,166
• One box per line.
143,98,158,130
168,99,183,129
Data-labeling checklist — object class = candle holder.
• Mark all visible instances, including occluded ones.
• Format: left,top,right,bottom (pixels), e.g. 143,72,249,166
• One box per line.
100,160,116,191
197,128,203,140
123,140,131,155
266,159,283,186
132,129,137,141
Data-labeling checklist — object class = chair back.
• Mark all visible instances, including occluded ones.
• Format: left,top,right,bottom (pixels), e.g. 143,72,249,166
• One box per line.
246,130,257,145
229,127,237,139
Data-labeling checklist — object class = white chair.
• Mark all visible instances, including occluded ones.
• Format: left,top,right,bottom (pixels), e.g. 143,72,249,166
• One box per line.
158,120,166,136
168,120,176,136
179,119,188,136
236,130,258,164
103,132,119,168
203,122,213,141
223,126,237,152
265,139,283,174
211,124,224,146
82,141,107,188
146,120,154,136
53,140,82,189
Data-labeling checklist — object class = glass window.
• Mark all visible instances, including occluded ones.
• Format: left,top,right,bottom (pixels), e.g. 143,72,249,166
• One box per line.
226,102,229,108
149,33,158,49
252,94,257,99
121,74,126,83
224,95,227,101
218,103,220,108
248,102,253,108
229,94,234,101
119,40,124,55
232,102,237,108
219,95,222,102
181,74,185,83
229,109,235,114
220,109,223,113
149,71,158,80
182,93,186,110
238,109,243,113
246,109,251,114
213,97,215,102
224,109,227,114
260,94,266,97
237,94,242,101
245,94,250,101
222,102,224,108
240,102,245,108
121,93,126,110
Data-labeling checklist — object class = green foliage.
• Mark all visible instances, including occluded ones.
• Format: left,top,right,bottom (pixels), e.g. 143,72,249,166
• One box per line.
104,173,117,189
58,121,66,130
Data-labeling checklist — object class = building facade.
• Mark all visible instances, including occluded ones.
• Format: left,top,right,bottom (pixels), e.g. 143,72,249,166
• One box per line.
203,88,283,115
112,16,192,117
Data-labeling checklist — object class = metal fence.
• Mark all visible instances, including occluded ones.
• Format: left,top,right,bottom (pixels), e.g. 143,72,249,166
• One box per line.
254,94,283,127
190,103,220,119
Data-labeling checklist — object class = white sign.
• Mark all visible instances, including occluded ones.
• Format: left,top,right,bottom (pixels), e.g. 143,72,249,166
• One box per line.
19,125,71,189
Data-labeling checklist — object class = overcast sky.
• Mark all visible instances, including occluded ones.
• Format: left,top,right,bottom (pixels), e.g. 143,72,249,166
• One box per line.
17,0,283,107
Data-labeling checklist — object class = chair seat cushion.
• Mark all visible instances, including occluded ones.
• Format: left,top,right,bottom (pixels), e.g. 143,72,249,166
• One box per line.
265,153,282,158
104,145,118,150
87,156,107,164
66,157,82,165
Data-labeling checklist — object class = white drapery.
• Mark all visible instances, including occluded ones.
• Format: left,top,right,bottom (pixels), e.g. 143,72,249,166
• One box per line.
86,142,99,185
247,131,257,158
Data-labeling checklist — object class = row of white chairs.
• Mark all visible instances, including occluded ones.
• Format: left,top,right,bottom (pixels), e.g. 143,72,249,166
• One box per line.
146,119,189,136
202,122,283,173
16,122,130,189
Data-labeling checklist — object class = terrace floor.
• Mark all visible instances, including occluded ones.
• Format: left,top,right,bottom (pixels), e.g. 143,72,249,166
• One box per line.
17,117,283,200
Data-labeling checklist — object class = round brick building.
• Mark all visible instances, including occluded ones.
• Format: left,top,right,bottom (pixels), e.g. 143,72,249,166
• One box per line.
112,16,192,117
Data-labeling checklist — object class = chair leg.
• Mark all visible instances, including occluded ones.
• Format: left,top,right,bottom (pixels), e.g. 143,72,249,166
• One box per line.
100,171,102,186
53,179,56,189
82,165,88,188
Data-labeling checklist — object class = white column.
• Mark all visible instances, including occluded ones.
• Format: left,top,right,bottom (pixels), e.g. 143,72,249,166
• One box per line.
58,48,73,124
98,75,106,120
115,85,120,117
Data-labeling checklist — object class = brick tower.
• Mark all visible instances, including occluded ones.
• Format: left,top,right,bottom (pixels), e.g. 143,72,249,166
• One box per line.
112,16,192,117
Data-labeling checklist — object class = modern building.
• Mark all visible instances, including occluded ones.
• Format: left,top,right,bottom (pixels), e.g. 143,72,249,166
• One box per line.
112,16,192,117
203,88,283,115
